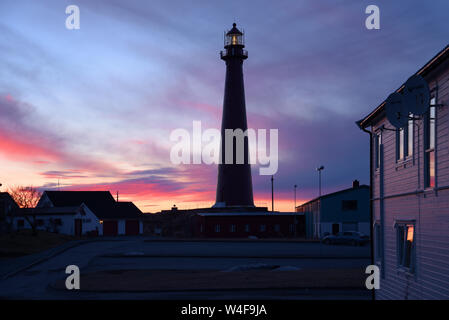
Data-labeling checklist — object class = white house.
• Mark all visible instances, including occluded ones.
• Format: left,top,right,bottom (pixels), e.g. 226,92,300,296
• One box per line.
15,204,102,235
14,191,144,236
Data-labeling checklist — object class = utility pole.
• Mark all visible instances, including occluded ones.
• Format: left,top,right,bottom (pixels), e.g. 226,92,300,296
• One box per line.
271,175,274,212
294,184,297,211
294,184,297,237
116,191,119,202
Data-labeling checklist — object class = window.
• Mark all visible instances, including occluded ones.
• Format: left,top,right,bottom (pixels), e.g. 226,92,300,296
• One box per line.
214,224,221,233
425,97,436,188
200,224,204,233
230,224,236,232
375,132,382,169
397,127,405,161
259,224,266,232
342,200,357,211
407,118,414,157
396,117,414,161
274,224,280,232
396,223,415,271
244,224,250,232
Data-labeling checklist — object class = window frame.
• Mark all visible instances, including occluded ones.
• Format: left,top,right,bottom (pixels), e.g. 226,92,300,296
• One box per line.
395,221,416,274
424,96,437,189
342,200,358,211
375,131,382,170
407,117,414,158
396,127,405,161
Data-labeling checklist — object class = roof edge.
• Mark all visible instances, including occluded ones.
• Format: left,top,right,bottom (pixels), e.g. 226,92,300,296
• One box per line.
358,44,449,129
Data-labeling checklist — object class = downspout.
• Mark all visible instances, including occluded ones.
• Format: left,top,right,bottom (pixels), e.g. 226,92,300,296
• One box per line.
357,121,375,301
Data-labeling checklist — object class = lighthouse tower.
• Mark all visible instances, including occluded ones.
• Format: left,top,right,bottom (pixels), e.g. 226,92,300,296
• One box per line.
214,23,254,207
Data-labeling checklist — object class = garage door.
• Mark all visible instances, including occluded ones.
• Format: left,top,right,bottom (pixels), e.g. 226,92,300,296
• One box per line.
103,221,118,236
125,220,140,235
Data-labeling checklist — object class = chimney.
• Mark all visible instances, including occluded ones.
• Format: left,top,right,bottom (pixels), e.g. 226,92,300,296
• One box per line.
352,180,360,188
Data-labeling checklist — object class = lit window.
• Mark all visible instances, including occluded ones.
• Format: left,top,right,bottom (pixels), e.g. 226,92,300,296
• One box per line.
396,223,415,271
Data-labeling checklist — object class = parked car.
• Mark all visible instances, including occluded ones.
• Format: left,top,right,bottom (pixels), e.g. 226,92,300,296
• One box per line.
321,231,369,246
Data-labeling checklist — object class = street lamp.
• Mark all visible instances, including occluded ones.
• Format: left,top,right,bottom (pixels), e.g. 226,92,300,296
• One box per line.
316,166,324,197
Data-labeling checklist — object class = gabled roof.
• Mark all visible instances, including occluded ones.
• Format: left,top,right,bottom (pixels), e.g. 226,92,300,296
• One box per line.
0,192,19,209
296,185,369,209
43,191,115,207
357,44,449,129
41,191,143,220
15,206,81,216
90,202,143,220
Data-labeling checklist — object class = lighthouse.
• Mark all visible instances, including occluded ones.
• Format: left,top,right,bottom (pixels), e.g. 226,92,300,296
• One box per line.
214,23,254,208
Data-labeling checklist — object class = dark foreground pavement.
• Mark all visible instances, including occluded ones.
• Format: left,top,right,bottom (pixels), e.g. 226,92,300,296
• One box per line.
0,237,371,299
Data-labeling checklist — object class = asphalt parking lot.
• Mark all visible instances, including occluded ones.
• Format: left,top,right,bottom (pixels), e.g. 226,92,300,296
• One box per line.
0,238,371,299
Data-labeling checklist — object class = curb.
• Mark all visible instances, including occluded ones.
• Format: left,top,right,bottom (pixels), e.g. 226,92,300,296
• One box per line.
99,254,370,260
143,239,321,243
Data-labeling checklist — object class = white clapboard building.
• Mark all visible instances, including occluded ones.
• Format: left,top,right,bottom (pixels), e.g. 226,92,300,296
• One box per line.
357,45,449,299
14,191,143,236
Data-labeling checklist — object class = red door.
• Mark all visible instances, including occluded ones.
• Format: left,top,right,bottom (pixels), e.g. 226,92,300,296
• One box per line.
74,219,82,236
103,221,118,236
125,220,140,235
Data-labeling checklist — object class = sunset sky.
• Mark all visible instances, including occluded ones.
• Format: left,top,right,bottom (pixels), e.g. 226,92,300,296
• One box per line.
1,0,449,212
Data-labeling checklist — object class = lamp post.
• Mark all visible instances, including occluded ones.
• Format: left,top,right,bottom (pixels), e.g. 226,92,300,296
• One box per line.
317,166,324,197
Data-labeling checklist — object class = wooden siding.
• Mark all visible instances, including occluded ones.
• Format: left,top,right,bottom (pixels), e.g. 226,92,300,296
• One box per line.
371,60,449,299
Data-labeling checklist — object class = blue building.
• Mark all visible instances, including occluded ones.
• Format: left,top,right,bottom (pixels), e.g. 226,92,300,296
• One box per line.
296,180,370,239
